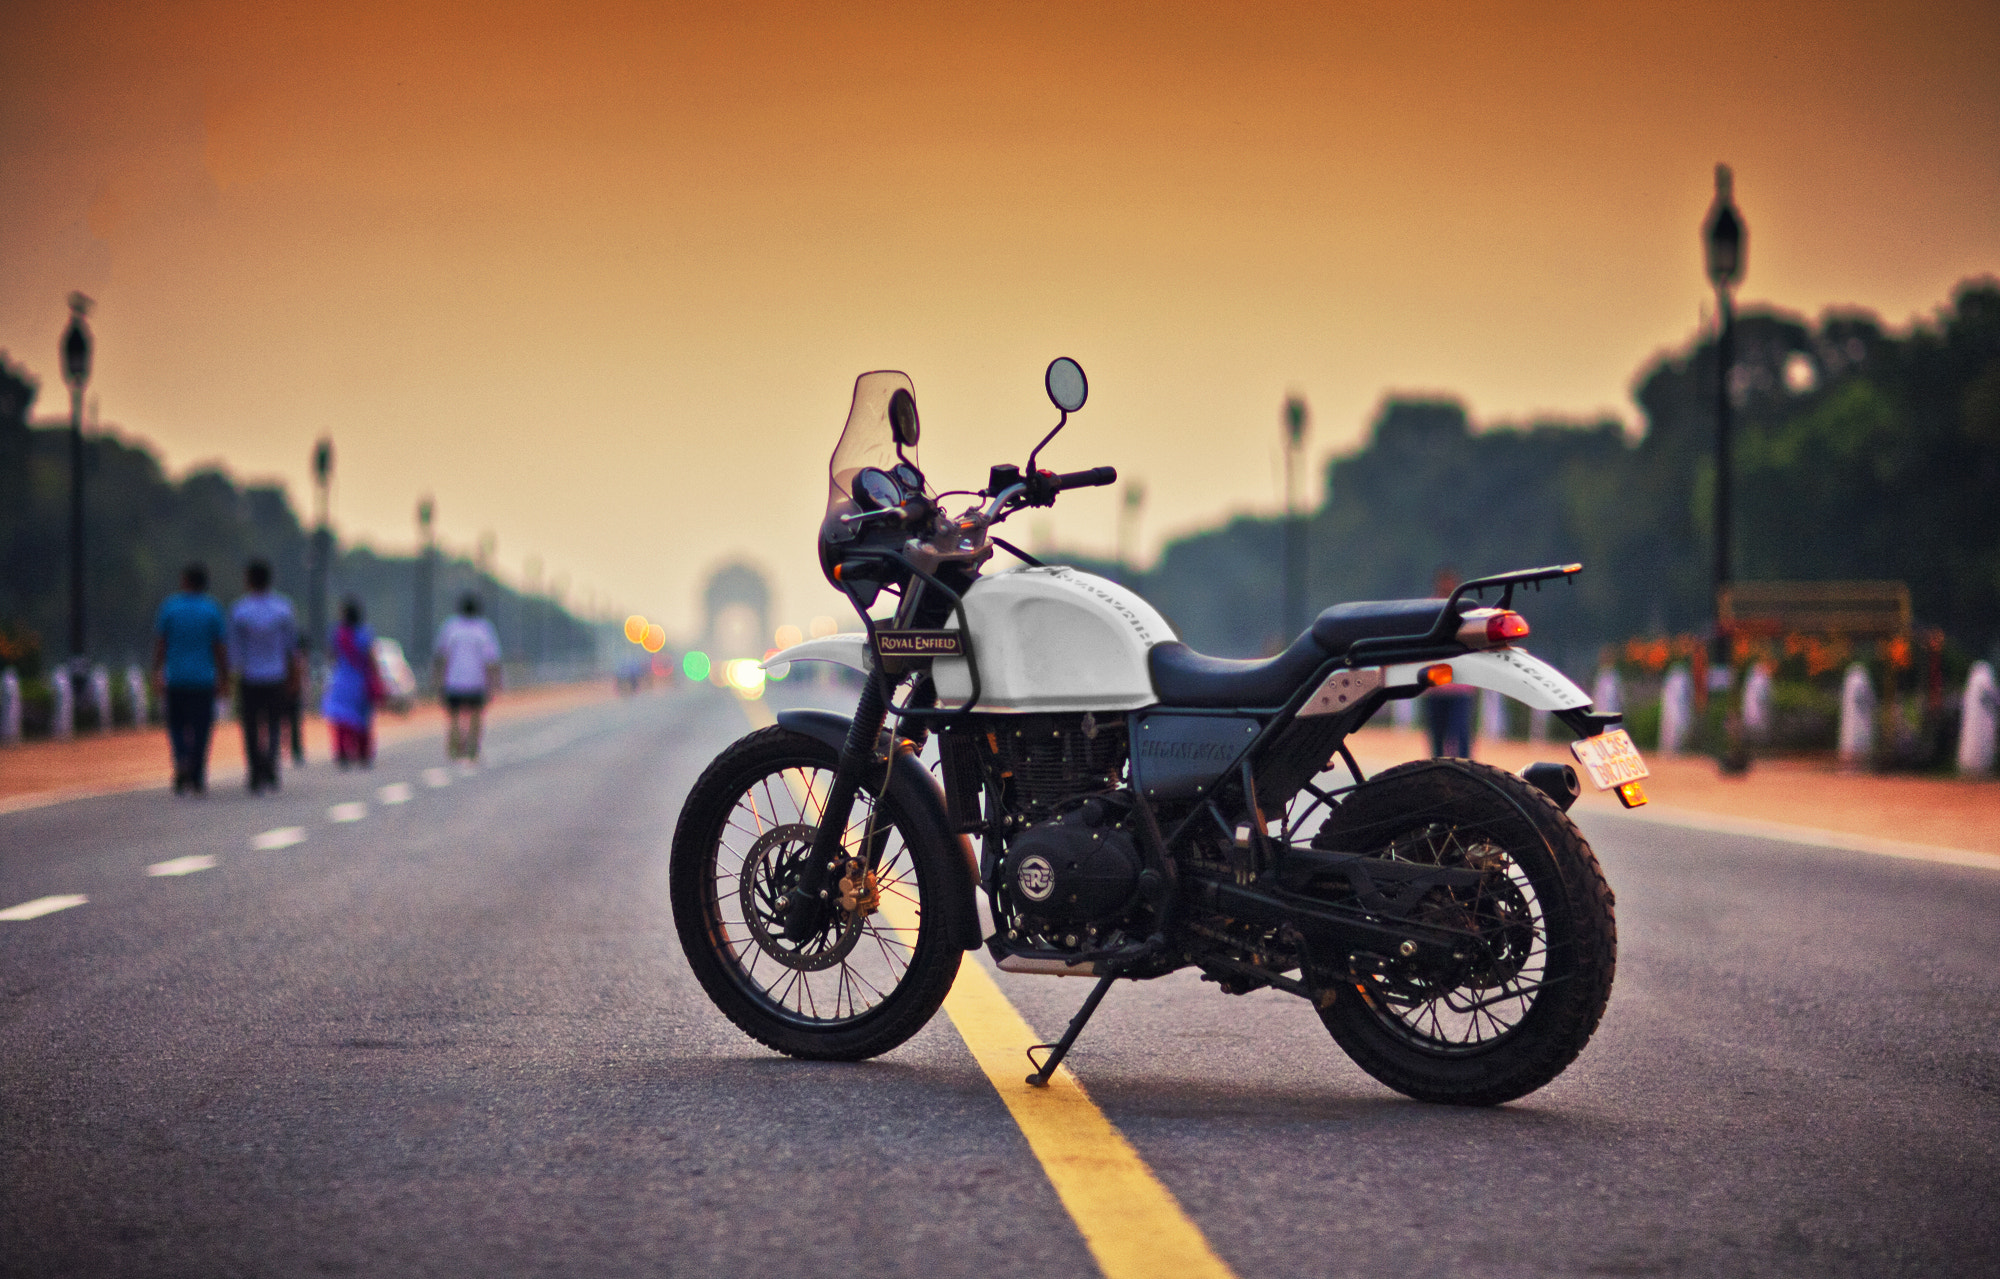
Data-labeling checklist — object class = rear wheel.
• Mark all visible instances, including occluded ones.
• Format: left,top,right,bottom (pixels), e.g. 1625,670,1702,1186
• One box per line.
1311,759,1616,1105
669,725,961,1060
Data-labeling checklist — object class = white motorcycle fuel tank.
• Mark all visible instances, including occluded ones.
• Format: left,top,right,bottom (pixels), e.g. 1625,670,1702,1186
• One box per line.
930,566,1172,713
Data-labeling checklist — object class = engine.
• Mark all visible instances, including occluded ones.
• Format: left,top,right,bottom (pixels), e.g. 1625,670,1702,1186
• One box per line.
1001,796,1145,941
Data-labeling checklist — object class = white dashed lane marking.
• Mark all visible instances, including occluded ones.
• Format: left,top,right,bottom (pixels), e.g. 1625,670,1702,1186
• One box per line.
251,826,307,851
327,802,368,824
0,894,89,921
422,768,452,788
147,855,220,877
377,783,414,805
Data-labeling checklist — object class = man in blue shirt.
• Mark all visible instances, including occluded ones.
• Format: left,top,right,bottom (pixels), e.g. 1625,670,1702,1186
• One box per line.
152,563,229,795
229,559,299,793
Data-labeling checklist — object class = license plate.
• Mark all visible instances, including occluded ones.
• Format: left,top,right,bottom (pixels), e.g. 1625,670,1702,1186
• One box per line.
1570,728,1650,791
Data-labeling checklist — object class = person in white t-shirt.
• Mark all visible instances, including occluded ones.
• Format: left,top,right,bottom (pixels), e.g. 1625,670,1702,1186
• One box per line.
433,594,502,761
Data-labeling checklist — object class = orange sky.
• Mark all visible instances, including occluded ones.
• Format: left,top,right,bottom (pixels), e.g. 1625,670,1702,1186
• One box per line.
3,0,1996,639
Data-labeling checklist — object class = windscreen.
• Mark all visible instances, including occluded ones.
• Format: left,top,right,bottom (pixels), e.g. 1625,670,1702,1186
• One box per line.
827,371,918,517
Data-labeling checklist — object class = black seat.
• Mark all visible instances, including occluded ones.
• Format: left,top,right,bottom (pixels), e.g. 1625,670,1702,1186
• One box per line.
1147,633,1329,709
1310,598,1449,653
1147,598,1452,709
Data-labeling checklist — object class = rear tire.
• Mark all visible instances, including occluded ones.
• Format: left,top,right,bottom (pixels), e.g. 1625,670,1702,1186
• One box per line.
1311,759,1616,1105
670,725,961,1061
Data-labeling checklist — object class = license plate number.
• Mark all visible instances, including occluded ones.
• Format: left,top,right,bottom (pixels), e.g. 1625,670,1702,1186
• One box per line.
1570,728,1650,790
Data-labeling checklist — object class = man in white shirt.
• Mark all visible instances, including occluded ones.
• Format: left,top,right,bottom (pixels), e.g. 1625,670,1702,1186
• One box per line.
434,594,502,761
229,560,300,792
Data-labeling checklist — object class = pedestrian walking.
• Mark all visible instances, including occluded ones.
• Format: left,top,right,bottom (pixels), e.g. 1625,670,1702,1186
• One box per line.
323,598,382,767
228,559,299,793
434,594,501,761
151,563,229,794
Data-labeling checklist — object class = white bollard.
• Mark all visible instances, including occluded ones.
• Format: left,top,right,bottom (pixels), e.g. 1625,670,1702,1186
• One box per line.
1,668,19,743
1659,665,1695,754
1837,662,1876,767
87,665,111,732
1958,660,1997,776
1743,662,1774,741
125,665,149,727
52,671,75,740
1478,689,1506,743
1591,667,1622,716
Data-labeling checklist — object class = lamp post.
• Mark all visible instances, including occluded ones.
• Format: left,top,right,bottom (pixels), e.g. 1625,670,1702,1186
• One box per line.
414,496,435,677
1282,394,1310,640
1117,481,1146,576
524,554,544,678
1703,164,1748,772
307,437,334,658
60,294,93,667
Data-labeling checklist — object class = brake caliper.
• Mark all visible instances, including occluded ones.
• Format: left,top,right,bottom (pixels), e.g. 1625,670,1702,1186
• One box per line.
836,858,881,918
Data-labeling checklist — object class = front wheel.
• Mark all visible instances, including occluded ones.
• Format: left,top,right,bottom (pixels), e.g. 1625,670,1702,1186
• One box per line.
1311,759,1617,1105
669,725,961,1060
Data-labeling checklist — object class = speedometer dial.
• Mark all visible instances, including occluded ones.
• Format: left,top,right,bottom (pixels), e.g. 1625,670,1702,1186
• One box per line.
854,467,902,510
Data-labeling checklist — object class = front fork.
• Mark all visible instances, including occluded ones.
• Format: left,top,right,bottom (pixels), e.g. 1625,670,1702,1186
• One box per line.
780,674,890,941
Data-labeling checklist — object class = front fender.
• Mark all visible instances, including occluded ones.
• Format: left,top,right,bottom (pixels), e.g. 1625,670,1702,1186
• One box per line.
762,633,871,674
775,708,983,952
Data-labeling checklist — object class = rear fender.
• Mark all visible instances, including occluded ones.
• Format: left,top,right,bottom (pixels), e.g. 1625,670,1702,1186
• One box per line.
1383,648,1592,712
775,708,982,952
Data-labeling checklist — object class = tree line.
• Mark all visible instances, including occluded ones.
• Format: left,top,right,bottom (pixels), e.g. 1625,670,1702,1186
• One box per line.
0,364,598,678
1092,278,2000,674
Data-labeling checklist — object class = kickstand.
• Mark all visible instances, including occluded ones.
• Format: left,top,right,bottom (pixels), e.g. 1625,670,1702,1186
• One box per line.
1025,972,1118,1087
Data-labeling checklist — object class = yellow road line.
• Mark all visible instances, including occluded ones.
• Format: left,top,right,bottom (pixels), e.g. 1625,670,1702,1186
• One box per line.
938,960,1237,1279
732,690,1236,1278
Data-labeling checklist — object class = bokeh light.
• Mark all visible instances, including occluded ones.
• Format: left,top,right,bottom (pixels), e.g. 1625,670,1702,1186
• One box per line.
682,650,711,682
808,616,839,639
774,624,803,649
726,659,767,698
624,614,647,644
641,623,666,653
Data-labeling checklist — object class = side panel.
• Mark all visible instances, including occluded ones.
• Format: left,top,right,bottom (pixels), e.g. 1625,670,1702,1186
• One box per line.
1129,712,1262,801
774,708,983,951
932,566,1171,713
1384,648,1591,711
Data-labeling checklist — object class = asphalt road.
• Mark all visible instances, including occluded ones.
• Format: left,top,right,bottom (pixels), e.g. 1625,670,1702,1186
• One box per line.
2,683,1995,1278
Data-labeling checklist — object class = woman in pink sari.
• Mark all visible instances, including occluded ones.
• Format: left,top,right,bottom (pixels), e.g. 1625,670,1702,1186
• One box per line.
321,598,382,766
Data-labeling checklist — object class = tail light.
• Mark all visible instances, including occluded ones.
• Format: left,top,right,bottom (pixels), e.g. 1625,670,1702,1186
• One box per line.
1457,608,1530,649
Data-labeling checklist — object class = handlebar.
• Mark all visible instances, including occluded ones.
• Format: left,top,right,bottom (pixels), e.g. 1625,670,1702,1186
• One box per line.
1049,466,1118,492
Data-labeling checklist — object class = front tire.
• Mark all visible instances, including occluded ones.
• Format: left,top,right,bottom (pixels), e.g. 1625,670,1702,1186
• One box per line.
669,725,961,1060
1311,759,1617,1105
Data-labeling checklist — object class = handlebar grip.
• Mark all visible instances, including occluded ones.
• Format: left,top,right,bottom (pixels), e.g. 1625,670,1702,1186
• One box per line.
1050,466,1119,492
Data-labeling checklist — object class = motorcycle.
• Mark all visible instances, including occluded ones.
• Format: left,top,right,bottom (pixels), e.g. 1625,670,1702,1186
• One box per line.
669,359,1648,1105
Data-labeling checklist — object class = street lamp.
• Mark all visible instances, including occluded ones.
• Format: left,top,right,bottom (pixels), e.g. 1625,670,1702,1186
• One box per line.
60,294,93,666
1703,164,1748,771
1117,481,1146,575
414,496,436,670
1282,394,1310,639
307,437,334,655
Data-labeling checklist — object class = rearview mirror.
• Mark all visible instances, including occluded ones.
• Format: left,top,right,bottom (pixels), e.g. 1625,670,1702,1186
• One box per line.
1045,357,1088,414
889,388,921,447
